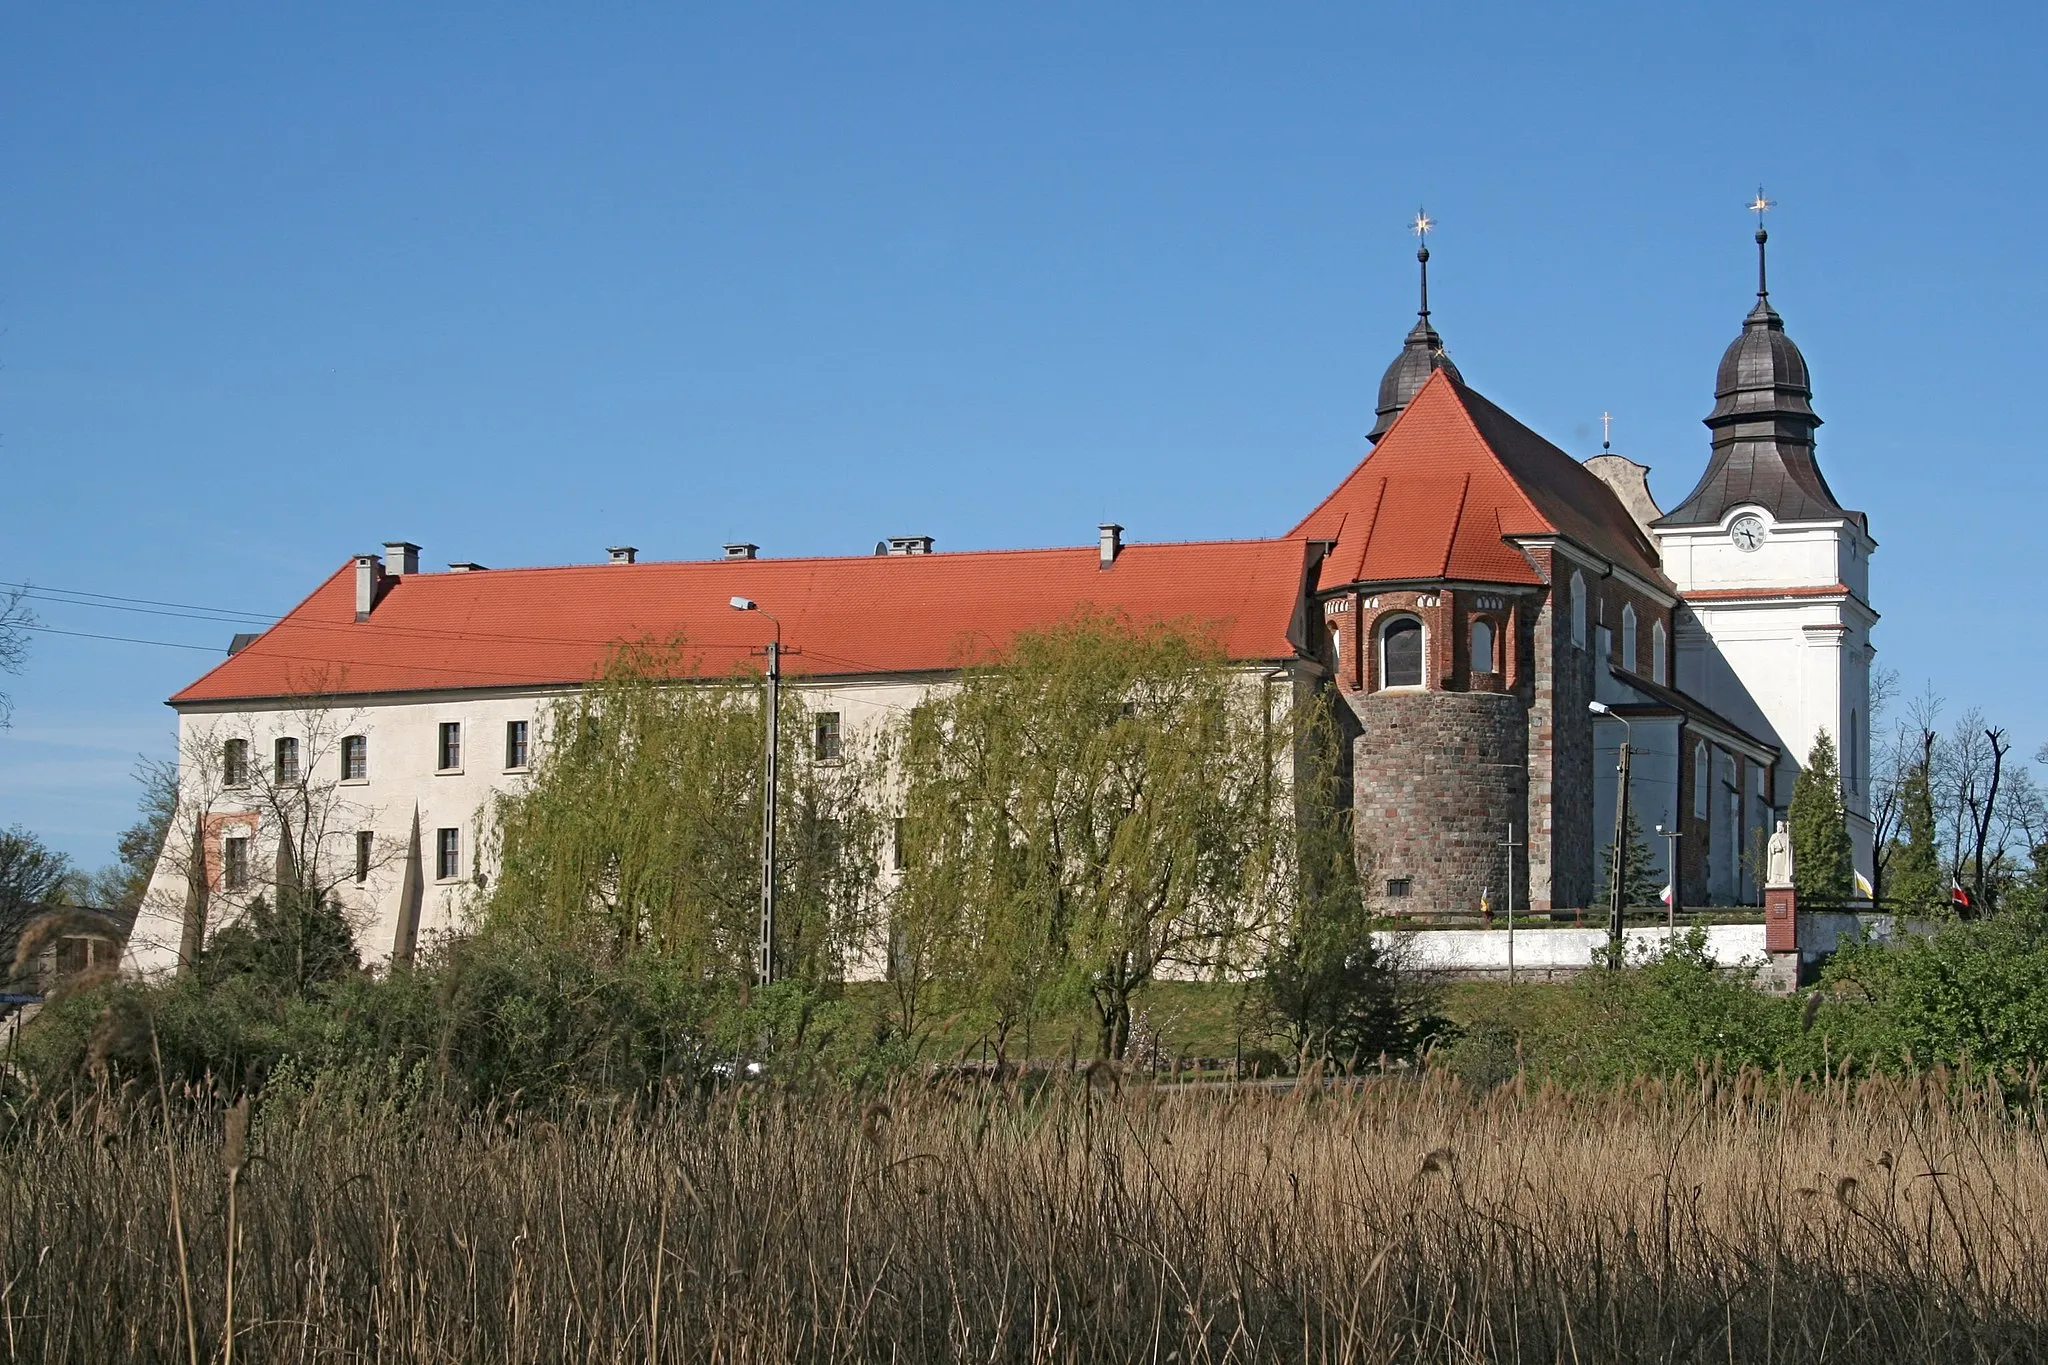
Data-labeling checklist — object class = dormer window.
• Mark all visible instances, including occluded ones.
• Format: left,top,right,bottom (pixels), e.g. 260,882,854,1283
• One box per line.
1379,616,1424,689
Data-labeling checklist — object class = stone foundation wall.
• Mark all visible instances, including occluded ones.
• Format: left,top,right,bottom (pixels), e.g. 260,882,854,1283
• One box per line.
1348,689,1529,916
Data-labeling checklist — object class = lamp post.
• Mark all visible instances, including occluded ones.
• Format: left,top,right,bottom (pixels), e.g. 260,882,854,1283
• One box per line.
1655,821,1682,937
730,596,780,986
1589,701,1631,968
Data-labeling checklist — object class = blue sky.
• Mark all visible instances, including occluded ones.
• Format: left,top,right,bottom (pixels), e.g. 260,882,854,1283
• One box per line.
3,3,2043,866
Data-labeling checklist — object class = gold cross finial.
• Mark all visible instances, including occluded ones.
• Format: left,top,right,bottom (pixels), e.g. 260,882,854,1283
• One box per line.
1749,188,1773,223
1412,208,1433,238
1601,411,1613,450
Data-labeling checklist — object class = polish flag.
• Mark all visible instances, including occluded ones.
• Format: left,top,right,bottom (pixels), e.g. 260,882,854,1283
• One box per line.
1659,883,1674,906
1951,880,1973,912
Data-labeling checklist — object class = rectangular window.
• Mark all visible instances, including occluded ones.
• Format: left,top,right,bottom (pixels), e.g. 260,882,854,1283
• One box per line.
274,736,300,784
892,817,907,872
223,738,249,787
355,830,374,883
814,712,842,762
437,722,462,771
223,836,249,891
341,734,368,781
505,720,530,770
1386,877,1412,899
436,827,461,881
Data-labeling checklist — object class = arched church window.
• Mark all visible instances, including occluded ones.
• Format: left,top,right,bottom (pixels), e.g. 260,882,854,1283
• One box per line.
1380,616,1424,689
1652,620,1668,685
1469,619,1494,673
1621,604,1637,673
1693,741,1709,819
1570,572,1587,650
1331,627,1342,680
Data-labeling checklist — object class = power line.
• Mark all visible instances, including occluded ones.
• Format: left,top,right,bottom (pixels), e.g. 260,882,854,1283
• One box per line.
16,623,228,653
0,580,275,623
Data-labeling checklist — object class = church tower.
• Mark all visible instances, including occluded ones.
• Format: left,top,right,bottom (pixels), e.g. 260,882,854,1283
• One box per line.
1652,203,1878,893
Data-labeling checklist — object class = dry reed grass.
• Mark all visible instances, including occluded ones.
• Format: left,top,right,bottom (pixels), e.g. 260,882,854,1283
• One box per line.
2,1069,2045,1362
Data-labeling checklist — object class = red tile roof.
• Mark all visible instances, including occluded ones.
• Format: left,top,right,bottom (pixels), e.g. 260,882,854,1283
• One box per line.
1292,370,1668,589
172,539,1314,704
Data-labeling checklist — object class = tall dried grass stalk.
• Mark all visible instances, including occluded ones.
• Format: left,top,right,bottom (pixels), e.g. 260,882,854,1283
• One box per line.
2,1070,2045,1362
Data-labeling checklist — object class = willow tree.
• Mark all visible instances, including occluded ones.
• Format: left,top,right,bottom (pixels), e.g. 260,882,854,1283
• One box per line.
893,611,1292,1061
482,639,885,986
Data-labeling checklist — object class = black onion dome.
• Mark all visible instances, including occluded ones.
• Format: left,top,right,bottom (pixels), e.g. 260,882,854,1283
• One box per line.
1369,316,1461,442
1706,297,1816,425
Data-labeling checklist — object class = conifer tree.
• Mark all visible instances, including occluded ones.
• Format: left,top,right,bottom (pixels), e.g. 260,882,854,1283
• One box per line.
1886,738,1942,910
1596,804,1664,909
1790,729,1854,903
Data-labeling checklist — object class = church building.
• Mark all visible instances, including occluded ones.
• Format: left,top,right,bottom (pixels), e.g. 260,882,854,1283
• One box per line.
130,219,1875,973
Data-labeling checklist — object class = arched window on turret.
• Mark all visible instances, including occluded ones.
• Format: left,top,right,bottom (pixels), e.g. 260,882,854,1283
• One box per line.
1693,740,1709,819
1379,615,1424,689
1469,618,1495,673
1652,620,1668,685
1569,572,1587,650
1621,604,1638,673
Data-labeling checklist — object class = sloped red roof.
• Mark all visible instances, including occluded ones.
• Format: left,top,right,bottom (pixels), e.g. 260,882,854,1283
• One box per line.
172,539,1313,703
1293,369,1668,588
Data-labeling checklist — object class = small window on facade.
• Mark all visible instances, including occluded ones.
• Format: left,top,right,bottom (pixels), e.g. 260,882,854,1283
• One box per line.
341,734,368,781
1386,877,1412,899
223,835,250,891
355,830,374,883
437,722,462,771
223,738,249,787
892,817,907,872
1380,617,1424,689
1331,626,1342,678
1652,620,1668,685
1470,619,1494,672
436,827,461,881
274,736,300,784
1621,604,1638,673
1693,741,1709,819
505,720,530,770
1570,571,1587,649
1846,711,1859,796
814,712,842,762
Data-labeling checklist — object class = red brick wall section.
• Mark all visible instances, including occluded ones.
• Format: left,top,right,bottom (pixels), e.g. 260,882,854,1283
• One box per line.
1765,886,1797,952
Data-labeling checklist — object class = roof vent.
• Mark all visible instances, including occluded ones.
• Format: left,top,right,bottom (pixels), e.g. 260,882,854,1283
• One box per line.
608,546,638,566
382,541,421,576
885,535,934,556
723,542,758,561
1098,523,1123,570
447,561,488,573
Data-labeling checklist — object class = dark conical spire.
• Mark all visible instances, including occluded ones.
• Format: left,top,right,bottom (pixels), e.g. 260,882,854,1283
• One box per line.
1369,211,1461,443
1657,196,1855,528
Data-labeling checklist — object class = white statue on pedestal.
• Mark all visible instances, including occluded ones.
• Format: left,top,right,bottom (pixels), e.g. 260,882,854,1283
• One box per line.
1766,819,1794,890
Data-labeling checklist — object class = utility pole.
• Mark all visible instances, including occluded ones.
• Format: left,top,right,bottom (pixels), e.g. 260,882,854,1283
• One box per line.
1591,702,1632,968
1499,823,1523,985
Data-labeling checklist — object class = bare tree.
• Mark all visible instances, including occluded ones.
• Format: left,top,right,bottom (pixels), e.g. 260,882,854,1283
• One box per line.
0,584,34,730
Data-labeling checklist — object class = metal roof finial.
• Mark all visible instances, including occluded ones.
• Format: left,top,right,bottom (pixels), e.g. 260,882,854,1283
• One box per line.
1601,410,1613,452
1749,188,1774,300
1411,207,1433,318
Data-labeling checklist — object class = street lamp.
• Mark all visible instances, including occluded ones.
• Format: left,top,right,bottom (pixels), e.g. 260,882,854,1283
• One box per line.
730,596,781,986
1654,821,1682,936
1589,701,1632,967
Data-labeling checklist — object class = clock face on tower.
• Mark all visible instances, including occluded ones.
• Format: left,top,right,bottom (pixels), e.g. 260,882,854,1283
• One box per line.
1729,514,1767,552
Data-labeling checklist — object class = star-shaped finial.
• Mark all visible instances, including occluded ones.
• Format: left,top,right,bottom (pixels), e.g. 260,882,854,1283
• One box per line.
1412,208,1434,238
1749,188,1774,222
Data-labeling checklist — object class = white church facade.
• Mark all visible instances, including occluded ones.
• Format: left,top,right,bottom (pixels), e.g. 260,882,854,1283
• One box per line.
130,223,1874,975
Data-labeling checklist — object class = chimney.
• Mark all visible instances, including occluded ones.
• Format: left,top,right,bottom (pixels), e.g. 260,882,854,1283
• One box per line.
447,561,487,573
885,535,934,556
1098,523,1123,570
608,546,638,566
723,542,758,561
354,554,385,622
383,541,421,576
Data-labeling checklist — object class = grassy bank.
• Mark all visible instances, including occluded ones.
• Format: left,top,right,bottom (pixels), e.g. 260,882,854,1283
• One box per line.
4,1073,2044,1362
